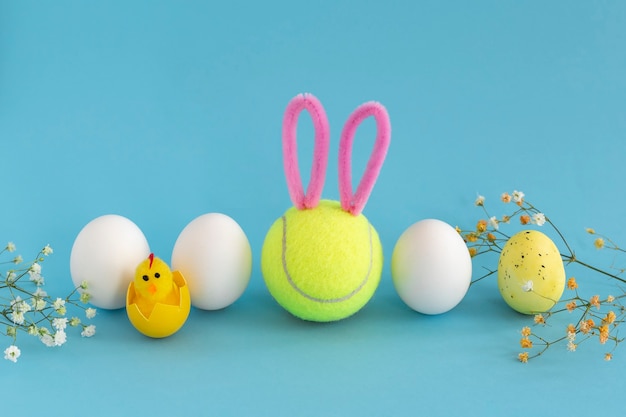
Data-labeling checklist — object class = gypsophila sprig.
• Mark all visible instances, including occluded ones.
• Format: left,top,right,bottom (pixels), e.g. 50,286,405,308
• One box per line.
459,191,626,362
1,243,96,363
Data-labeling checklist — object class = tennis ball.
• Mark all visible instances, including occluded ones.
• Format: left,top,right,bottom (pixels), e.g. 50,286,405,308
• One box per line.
261,199,383,322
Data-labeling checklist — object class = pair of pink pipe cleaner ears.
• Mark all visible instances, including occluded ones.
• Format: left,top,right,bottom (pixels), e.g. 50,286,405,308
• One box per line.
282,93,391,216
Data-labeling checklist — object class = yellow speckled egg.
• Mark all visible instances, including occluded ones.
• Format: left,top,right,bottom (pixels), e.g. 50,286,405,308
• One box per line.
126,271,191,338
498,230,565,314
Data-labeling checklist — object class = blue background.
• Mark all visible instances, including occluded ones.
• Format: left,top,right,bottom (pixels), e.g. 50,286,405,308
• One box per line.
2,1,625,415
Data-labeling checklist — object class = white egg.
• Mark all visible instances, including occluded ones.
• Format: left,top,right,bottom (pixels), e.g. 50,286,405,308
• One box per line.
391,219,472,315
171,213,252,310
70,215,150,309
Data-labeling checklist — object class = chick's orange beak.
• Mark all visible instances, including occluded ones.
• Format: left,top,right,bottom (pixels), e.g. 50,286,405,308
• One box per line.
148,283,157,295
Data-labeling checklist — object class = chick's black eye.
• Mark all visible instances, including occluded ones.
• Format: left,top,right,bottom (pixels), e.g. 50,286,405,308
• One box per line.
154,273,160,278
142,275,149,281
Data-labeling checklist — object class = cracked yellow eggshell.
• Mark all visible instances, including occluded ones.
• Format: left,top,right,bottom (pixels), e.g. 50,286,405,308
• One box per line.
126,271,191,338
497,230,566,314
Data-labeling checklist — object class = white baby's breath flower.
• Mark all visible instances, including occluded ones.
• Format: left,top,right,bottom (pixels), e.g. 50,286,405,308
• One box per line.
80,280,89,290
532,213,546,226
80,292,91,304
12,255,23,264
10,311,25,325
6,242,16,252
10,296,22,312
27,325,38,336
32,288,48,310
54,330,67,346
34,287,48,298
53,298,66,315
512,190,525,203
81,325,96,338
30,274,44,286
4,345,21,363
567,341,577,352
28,263,45,285
40,334,55,347
6,271,16,283
488,216,499,231
475,195,485,206
522,280,534,292
29,263,41,275
53,318,68,331
31,297,46,311
69,317,81,327
85,308,97,319
11,297,31,314
42,245,53,256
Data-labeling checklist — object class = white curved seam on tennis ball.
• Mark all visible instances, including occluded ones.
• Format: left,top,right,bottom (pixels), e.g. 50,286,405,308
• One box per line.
280,215,373,303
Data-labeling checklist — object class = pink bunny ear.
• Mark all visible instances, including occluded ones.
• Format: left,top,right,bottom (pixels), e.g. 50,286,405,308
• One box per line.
338,101,391,216
282,93,330,210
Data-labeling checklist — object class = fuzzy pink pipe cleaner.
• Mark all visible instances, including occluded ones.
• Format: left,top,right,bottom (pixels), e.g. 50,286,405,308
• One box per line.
282,93,330,210
338,102,391,216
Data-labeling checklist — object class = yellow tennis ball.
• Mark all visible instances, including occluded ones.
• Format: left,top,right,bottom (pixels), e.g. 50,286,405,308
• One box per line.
261,200,383,322
498,230,566,314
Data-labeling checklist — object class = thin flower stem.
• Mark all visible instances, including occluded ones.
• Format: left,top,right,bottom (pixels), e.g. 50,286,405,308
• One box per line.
545,217,575,258
568,257,626,284
470,269,496,285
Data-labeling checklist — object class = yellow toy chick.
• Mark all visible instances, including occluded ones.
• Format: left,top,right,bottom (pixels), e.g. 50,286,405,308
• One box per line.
132,253,180,318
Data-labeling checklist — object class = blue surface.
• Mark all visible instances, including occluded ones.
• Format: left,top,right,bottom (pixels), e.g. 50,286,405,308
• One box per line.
1,1,625,415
